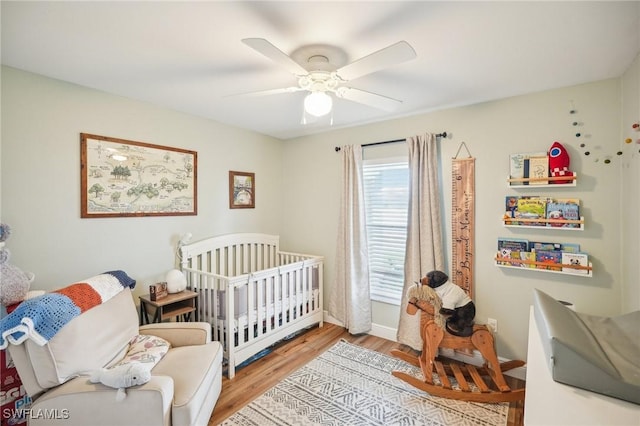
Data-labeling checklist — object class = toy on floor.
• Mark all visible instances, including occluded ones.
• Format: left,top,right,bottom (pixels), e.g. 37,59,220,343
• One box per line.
393,276,525,403
0,223,38,310
90,363,151,401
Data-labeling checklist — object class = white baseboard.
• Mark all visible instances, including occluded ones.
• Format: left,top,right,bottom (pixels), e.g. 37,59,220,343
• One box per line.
322,311,526,381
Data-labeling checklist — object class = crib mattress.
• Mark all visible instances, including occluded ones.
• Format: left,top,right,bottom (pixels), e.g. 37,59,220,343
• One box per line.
213,289,320,332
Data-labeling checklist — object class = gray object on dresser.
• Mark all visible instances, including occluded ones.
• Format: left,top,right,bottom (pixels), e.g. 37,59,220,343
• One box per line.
533,288,640,405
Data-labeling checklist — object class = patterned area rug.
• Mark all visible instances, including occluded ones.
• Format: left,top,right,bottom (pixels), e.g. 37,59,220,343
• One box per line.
221,340,508,426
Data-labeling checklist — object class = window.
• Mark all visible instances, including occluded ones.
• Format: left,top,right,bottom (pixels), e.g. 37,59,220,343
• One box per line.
362,158,409,305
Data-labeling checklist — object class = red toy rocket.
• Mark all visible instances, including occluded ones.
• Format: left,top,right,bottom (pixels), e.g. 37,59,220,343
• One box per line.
548,141,574,184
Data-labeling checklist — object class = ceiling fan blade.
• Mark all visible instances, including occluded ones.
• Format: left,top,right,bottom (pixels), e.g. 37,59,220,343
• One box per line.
336,87,402,112
336,41,416,81
226,86,304,98
242,38,308,76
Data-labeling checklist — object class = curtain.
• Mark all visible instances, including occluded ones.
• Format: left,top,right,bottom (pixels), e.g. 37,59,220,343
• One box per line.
329,145,372,334
396,133,445,350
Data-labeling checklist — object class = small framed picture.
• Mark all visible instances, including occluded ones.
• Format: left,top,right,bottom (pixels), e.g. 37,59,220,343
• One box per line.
229,171,255,209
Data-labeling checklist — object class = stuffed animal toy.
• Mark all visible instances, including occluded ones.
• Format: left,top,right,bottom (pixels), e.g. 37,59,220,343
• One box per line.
407,281,446,329
548,141,574,184
0,223,36,310
423,270,476,337
90,363,151,401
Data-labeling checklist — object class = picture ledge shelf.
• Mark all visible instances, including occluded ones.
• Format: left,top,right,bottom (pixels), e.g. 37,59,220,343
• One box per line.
502,216,585,231
508,174,577,188
494,257,593,278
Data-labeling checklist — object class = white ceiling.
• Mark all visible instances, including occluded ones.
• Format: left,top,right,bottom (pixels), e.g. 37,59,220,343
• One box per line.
2,1,639,140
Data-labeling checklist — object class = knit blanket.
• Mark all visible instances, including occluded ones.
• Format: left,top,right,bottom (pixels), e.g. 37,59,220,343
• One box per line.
0,270,136,349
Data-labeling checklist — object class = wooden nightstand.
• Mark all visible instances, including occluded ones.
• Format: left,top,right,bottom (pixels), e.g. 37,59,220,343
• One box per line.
139,290,199,325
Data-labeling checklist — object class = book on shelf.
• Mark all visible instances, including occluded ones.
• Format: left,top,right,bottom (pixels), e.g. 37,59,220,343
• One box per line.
497,238,529,266
504,196,520,224
530,241,581,253
521,251,537,268
509,152,546,185
536,250,563,271
528,156,549,185
495,250,534,268
546,200,580,228
561,252,590,275
515,197,547,226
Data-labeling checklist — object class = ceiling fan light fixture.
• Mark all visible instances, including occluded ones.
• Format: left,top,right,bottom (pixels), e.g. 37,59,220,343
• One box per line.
304,91,333,117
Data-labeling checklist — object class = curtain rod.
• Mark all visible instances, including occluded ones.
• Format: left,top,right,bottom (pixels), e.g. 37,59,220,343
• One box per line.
334,132,447,152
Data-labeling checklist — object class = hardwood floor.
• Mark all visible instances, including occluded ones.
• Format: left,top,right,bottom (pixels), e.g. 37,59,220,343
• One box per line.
209,323,525,425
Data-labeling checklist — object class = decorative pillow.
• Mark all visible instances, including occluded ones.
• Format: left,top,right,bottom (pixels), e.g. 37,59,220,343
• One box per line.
114,334,171,369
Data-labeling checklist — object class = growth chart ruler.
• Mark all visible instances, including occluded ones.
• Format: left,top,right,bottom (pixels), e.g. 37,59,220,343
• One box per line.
451,143,475,298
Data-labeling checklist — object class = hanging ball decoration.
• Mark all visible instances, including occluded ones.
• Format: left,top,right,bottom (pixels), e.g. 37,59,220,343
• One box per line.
626,138,633,144
617,151,623,156
604,158,611,164
575,133,581,137
580,143,586,148
632,123,639,129
584,151,590,155
165,269,187,293
572,121,578,126
570,109,576,114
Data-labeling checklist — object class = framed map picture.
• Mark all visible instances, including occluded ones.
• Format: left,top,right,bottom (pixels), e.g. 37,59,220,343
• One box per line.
80,133,197,218
229,171,255,209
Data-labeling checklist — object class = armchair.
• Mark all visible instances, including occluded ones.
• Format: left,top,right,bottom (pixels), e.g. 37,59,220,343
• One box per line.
6,289,222,426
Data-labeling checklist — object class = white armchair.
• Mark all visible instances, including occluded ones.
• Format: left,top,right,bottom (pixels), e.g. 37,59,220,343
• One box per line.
6,289,222,426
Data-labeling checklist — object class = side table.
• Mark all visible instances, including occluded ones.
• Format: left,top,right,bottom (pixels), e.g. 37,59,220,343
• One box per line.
139,290,199,325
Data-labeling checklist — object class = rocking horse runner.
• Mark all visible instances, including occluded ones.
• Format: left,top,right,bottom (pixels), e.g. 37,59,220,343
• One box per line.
391,271,526,403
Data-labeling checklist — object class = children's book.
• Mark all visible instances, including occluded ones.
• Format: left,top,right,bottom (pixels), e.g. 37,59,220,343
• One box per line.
561,252,590,275
559,243,581,253
509,152,546,186
504,196,520,224
509,153,526,184
516,197,547,226
498,238,529,253
528,156,549,185
497,238,529,265
536,250,563,271
529,241,581,253
530,241,562,252
546,201,580,228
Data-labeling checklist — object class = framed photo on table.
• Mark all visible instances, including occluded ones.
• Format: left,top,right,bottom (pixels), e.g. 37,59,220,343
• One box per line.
80,133,197,218
229,171,255,209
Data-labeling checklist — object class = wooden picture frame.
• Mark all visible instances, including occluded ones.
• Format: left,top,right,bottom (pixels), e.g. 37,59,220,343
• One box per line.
229,171,255,209
80,133,197,218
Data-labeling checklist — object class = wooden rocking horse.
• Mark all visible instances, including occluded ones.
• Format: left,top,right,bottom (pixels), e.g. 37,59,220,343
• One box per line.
391,283,526,403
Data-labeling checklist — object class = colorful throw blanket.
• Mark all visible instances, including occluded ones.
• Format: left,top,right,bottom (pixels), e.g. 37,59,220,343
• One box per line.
0,270,135,349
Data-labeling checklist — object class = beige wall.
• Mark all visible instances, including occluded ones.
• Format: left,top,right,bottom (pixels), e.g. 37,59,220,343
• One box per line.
621,53,640,313
281,77,630,361
1,66,284,299
2,61,637,362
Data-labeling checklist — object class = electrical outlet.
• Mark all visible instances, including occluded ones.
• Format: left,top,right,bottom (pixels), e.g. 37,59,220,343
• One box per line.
487,318,498,333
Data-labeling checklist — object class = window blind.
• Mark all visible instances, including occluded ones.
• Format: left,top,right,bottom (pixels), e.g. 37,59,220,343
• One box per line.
363,159,409,305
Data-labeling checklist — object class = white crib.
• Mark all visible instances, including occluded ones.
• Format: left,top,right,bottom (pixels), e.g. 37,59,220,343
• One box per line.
180,233,323,378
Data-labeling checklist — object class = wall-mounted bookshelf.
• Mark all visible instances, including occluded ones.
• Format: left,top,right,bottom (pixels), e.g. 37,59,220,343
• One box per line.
494,255,593,277
502,150,591,277
507,174,577,188
502,216,585,230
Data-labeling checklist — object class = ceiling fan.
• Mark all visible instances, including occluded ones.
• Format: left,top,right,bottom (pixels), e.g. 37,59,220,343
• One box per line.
236,38,417,118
